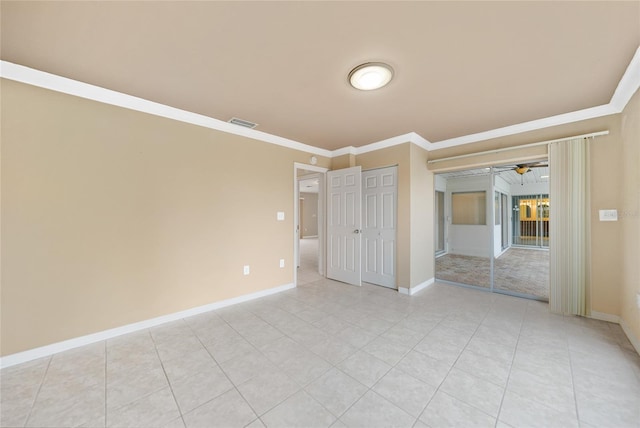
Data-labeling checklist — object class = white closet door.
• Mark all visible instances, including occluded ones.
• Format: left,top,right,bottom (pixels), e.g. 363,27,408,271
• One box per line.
326,166,362,286
362,166,397,288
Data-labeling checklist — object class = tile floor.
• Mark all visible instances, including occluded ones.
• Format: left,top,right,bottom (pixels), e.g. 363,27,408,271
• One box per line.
1,246,639,427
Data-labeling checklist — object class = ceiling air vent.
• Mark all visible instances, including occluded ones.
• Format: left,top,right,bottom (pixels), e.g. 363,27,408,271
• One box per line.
228,117,258,129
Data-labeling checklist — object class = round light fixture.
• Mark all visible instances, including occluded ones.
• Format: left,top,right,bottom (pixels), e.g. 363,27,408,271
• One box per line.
348,62,394,91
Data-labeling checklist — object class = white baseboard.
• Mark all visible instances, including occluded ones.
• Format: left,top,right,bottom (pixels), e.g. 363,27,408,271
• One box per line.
620,318,640,355
589,311,620,323
399,278,435,296
589,311,640,355
0,282,295,369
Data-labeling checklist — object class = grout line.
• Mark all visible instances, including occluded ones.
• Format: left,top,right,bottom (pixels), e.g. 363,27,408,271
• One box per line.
186,318,259,423
22,355,53,427
413,302,498,426
148,329,183,426
493,300,527,427
103,340,107,428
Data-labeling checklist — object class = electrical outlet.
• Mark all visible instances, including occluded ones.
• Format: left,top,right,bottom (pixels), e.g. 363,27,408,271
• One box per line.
279,259,285,268
243,265,250,275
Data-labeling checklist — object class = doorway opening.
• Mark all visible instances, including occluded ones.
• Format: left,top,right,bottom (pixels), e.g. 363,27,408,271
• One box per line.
434,160,550,301
294,163,327,287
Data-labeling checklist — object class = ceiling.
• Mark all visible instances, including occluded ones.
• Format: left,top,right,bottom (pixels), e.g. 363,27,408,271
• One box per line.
2,2,639,151
299,178,320,194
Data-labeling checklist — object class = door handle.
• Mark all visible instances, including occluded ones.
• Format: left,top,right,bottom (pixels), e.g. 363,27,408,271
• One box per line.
353,229,361,234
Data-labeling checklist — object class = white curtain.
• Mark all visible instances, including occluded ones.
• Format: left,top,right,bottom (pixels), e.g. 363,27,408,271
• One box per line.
549,138,590,316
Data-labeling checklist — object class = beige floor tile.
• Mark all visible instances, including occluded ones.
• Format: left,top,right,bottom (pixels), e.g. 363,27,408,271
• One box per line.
161,348,218,385
203,336,254,365
183,388,256,428
372,368,436,417
261,390,335,428
498,390,578,428
362,336,411,366
160,416,186,428
397,350,450,387
106,362,168,410
439,368,504,417
419,391,496,428
0,357,50,428
308,337,358,365
258,336,306,364
339,391,415,428
2,275,638,428
506,367,576,416
337,351,391,388
106,387,179,428
26,380,105,428
414,326,470,365
236,370,300,416
170,364,234,414
304,368,368,417
279,349,332,386
218,349,277,385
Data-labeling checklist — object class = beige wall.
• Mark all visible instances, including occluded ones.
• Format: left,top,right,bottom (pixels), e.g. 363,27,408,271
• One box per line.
409,143,434,287
0,79,331,356
331,154,355,170
354,143,434,289
620,89,640,343
3,76,638,357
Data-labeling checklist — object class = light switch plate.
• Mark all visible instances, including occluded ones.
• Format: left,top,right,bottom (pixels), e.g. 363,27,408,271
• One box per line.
279,259,285,268
277,211,285,221
599,209,618,221
243,265,250,275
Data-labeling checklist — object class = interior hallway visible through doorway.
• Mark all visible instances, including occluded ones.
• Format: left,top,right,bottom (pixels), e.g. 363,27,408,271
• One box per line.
298,237,323,285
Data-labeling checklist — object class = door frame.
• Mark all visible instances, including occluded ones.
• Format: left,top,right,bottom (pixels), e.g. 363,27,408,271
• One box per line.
293,162,328,287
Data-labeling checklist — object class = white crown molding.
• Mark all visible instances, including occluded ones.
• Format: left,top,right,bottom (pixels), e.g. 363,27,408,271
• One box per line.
331,146,357,157
354,132,421,155
0,282,295,369
3,44,639,159
427,104,618,151
610,45,640,112
0,61,333,158
333,132,431,158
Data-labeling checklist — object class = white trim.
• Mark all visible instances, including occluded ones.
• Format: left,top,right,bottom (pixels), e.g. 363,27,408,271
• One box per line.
0,282,295,369
428,131,608,165
293,162,329,174
610,46,640,112
331,146,357,157
355,132,431,155
589,311,640,355
398,278,435,296
589,311,620,324
620,317,640,355
0,61,332,158
428,105,617,151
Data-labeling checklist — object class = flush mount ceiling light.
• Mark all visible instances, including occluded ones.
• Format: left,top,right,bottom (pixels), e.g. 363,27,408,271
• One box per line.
348,62,394,91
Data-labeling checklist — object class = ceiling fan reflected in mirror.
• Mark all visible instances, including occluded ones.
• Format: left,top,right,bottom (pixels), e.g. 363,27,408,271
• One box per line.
495,162,548,185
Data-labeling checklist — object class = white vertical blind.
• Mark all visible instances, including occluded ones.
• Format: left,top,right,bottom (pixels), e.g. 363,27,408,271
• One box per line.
549,138,590,315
